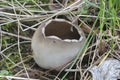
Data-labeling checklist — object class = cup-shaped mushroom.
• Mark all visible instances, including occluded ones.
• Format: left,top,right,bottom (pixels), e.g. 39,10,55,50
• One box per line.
31,19,86,70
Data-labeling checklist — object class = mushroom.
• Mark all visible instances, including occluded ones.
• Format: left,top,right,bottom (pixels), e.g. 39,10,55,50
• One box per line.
31,19,86,70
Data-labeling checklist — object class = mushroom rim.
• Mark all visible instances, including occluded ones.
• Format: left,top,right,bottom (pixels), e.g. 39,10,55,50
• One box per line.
42,19,84,42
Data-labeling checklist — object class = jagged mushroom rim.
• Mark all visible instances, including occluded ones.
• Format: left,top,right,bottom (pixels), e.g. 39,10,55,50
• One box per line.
42,19,85,42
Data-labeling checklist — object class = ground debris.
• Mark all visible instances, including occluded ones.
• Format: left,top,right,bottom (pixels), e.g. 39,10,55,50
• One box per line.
89,59,120,80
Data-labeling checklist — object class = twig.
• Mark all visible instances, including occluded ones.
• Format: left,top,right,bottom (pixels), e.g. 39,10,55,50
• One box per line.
0,31,31,41
0,76,39,80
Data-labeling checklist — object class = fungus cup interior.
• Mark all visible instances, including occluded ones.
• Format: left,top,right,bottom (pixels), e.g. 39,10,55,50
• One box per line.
44,20,81,40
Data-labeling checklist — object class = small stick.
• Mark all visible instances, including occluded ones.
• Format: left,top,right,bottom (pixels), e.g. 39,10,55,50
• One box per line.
0,31,31,41
0,75,39,80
